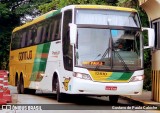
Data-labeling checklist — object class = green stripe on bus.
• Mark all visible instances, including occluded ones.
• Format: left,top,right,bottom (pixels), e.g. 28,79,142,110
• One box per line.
106,72,133,81
46,9,61,19
30,43,51,81
118,72,133,80
106,72,123,80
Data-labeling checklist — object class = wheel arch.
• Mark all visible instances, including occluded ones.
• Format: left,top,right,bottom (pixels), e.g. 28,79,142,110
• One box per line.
52,71,61,92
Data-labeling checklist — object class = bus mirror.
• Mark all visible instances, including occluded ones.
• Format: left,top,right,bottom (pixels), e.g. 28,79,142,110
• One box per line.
69,23,77,45
142,27,155,49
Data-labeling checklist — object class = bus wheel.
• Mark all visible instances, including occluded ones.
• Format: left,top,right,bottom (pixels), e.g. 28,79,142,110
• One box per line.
109,95,119,104
17,79,21,94
56,78,64,102
26,89,36,94
20,77,26,94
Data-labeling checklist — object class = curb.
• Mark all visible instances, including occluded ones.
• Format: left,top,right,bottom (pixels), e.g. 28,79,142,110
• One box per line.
120,96,145,105
119,96,160,109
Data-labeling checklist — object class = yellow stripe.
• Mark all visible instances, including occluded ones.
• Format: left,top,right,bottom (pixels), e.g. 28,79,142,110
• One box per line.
12,10,56,33
75,5,137,12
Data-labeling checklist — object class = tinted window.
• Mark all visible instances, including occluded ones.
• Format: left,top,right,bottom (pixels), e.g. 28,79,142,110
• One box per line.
11,33,21,50
11,13,62,50
62,10,73,71
35,26,43,44
21,31,27,48
50,15,61,41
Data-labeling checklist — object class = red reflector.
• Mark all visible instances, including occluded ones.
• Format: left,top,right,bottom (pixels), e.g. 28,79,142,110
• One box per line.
105,86,117,90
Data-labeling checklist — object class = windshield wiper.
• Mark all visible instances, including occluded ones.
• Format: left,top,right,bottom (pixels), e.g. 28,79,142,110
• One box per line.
95,35,129,71
112,49,129,71
95,38,112,71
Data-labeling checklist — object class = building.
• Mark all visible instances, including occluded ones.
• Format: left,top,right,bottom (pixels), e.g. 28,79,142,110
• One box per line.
139,0,160,102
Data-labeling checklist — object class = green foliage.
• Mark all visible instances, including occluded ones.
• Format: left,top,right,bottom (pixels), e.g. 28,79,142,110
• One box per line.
0,0,50,70
0,4,11,18
143,68,152,91
38,0,112,13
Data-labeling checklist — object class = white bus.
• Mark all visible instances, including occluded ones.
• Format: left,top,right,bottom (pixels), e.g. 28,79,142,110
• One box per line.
9,5,155,103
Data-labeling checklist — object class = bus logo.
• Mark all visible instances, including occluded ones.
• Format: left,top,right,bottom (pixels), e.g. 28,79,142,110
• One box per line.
18,50,32,61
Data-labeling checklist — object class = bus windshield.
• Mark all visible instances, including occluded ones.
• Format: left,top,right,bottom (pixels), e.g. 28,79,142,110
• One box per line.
75,28,143,71
76,9,140,28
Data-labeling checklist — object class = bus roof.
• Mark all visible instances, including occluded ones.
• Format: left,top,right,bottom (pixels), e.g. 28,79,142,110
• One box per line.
13,5,137,33
74,5,137,12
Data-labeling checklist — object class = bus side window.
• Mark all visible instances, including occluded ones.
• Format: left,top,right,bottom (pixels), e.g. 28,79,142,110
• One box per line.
48,20,54,42
27,26,37,46
11,33,21,50
51,19,57,41
41,23,49,43
35,26,43,44
21,31,27,48
54,19,61,40
51,15,61,41
16,33,21,49
63,10,73,71
32,26,37,45
27,29,32,46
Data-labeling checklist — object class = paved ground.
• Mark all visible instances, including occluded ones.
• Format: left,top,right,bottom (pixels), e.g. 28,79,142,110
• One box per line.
121,91,160,108
0,86,159,113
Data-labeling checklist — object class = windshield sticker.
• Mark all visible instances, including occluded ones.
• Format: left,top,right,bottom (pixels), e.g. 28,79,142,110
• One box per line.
82,61,105,66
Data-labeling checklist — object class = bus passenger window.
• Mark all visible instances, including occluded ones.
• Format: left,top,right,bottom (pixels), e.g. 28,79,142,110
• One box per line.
21,32,27,47
27,30,32,46
48,23,54,41
26,27,37,46
11,33,21,50
52,19,61,40
32,28,37,45
42,24,48,43
49,14,61,41
55,20,61,40
51,20,57,41
35,26,43,44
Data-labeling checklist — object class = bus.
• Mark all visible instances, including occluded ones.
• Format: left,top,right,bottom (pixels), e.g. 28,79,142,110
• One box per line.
9,5,155,103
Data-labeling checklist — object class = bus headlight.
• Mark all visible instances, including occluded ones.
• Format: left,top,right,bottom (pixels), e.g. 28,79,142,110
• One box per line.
130,75,144,82
73,72,92,80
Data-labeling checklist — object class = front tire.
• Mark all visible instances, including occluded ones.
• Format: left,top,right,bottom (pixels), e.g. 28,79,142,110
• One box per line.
17,79,21,94
109,95,119,104
20,77,26,94
56,78,65,102
26,89,36,94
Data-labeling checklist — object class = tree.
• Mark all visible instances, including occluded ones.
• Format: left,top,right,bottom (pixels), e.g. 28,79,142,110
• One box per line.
38,0,118,13
0,0,51,69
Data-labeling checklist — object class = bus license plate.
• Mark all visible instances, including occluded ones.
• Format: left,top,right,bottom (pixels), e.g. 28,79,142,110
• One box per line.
105,86,117,90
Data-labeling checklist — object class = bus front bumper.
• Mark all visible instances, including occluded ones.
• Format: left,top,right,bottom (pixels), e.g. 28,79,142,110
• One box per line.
69,78,143,95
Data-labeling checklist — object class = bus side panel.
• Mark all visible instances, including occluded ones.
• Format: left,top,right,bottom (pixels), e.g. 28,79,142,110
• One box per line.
37,40,74,93
28,43,51,89
9,64,16,86
37,41,62,91
9,46,37,88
